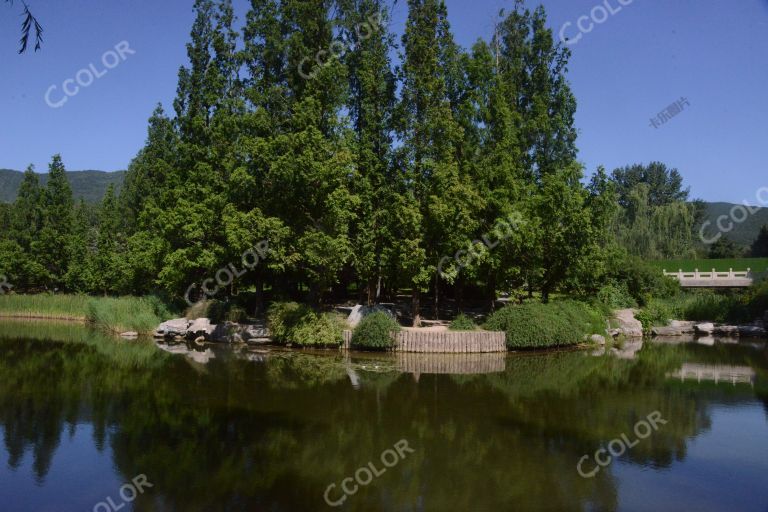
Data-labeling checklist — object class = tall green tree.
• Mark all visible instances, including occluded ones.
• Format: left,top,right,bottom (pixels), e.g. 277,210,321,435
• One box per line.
35,155,74,290
751,225,768,257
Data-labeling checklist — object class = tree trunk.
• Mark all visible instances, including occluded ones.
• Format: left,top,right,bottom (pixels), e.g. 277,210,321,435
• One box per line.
434,274,439,320
487,274,496,312
254,279,264,317
455,276,464,313
412,289,421,327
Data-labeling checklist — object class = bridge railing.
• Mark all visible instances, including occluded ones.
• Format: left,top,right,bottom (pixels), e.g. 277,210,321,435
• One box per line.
663,268,753,280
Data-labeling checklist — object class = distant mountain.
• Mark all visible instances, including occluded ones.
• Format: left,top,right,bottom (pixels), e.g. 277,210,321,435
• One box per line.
701,202,768,247
0,169,126,203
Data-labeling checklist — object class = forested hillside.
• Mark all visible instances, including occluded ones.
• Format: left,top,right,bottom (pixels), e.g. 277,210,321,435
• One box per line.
0,169,125,203
701,202,768,247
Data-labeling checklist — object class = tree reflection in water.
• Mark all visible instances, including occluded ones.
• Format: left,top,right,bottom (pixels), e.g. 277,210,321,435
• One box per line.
0,320,766,511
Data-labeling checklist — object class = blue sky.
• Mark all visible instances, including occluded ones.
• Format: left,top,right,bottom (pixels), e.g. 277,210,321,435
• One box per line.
1,0,767,203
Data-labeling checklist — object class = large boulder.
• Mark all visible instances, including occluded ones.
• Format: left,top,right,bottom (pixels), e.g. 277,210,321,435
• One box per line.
669,320,696,333
651,326,683,337
243,324,270,342
347,304,397,328
714,325,739,336
156,318,192,338
612,309,643,338
739,325,767,338
186,317,215,341
589,334,606,345
694,323,715,335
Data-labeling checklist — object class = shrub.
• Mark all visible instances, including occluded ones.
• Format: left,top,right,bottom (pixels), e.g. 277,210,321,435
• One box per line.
485,300,605,350
291,313,346,348
449,313,477,331
611,256,679,306
596,282,636,309
680,293,737,323
267,302,314,345
635,299,673,330
351,312,400,351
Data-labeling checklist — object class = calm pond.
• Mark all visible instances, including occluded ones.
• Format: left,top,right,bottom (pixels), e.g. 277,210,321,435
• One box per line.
0,320,767,512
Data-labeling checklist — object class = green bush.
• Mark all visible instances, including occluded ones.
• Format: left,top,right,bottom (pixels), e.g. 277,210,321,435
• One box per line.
635,299,673,330
267,302,314,345
596,282,636,309
351,312,400,351
449,313,477,331
611,256,679,306
680,293,737,323
485,300,605,350
291,313,346,348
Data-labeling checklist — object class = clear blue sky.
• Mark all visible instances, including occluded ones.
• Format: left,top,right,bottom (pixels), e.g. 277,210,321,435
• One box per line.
2,0,767,203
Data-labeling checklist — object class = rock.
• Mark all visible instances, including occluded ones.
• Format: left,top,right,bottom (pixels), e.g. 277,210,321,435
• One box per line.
714,325,739,336
347,304,397,328
589,334,606,345
669,320,696,333
694,323,715,335
243,324,270,341
186,317,215,341
157,318,192,337
211,322,250,343
612,309,643,338
652,326,683,336
120,331,139,339
739,325,767,338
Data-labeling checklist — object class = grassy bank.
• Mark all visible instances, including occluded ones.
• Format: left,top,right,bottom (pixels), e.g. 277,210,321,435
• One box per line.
636,282,768,329
0,294,174,334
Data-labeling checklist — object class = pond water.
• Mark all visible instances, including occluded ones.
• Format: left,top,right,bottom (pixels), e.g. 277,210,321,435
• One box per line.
0,320,767,512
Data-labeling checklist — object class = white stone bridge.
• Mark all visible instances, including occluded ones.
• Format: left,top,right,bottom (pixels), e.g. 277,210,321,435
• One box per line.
663,268,757,288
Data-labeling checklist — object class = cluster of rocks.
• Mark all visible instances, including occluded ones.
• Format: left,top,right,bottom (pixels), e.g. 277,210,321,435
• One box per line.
651,320,767,338
608,309,644,339
154,317,270,344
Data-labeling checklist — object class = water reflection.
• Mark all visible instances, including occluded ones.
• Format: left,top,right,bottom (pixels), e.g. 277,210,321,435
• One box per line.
0,320,767,511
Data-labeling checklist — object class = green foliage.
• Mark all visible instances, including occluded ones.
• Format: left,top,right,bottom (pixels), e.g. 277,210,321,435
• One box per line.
350,312,400,351
752,226,768,257
596,282,637,309
708,237,743,259
449,313,477,331
635,299,674,330
485,300,605,350
266,302,315,345
86,296,172,334
291,313,346,348
609,255,679,306
0,293,90,319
